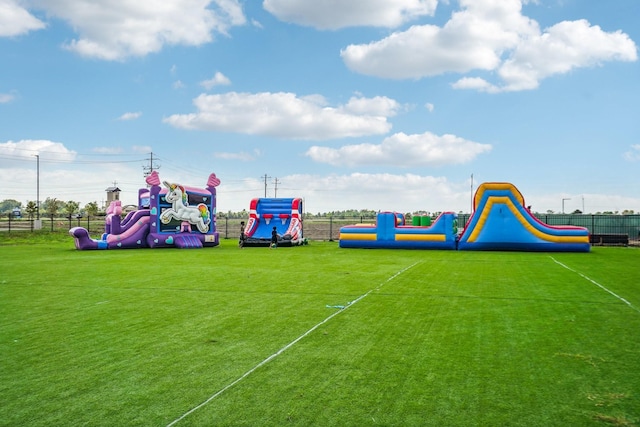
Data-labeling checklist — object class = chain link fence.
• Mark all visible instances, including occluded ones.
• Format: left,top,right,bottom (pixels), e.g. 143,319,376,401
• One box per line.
215,214,640,244
457,213,640,246
3,214,639,246
216,216,377,242
0,215,99,233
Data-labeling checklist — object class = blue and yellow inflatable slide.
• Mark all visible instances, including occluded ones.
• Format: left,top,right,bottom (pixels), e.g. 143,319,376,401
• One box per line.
457,182,590,252
339,182,590,252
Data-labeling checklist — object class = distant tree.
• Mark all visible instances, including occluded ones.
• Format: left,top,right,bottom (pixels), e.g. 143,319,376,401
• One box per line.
63,201,79,227
84,202,99,217
546,209,555,214
622,209,635,215
0,199,22,214
43,197,62,217
64,201,80,217
25,201,37,219
572,209,582,214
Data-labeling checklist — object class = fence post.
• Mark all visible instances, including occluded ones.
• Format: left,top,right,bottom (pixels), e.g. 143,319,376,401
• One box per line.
329,217,333,241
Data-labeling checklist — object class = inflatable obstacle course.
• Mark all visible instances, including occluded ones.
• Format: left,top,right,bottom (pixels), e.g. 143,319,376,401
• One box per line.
339,182,590,252
339,212,458,249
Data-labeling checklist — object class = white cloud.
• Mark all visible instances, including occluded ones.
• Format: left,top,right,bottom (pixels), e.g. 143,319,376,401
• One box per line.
341,0,537,79
132,145,153,154
425,102,434,112
92,147,123,154
0,0,46,37
306,131,491,167
340,95,402,117
231,174,640,215
173,80,186,89
163,92,398,140
263,0,437,30
0,93,16,103
200,72,232,90
0,139,77,165
245,172,472,214
214,149,261,161
451,77,500,93
1,139,638,214
341,0,637,91
494,19,639,92
624,144,640,162
24,0,246,60
0,165,145,208
117,111,142,121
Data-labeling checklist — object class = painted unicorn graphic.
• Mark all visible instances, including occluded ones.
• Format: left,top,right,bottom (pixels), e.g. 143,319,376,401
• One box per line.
160,181,210,233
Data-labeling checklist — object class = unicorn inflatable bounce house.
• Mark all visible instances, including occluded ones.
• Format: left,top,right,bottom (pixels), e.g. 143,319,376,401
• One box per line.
70,171,220,250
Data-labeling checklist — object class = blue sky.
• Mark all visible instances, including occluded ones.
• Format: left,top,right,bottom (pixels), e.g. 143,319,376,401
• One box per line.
1,0,639,215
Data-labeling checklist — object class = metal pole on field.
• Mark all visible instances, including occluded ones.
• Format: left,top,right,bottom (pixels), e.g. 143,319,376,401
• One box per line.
35,154,40,220
470,173,474,214
329,217,333,241
562,198,571,214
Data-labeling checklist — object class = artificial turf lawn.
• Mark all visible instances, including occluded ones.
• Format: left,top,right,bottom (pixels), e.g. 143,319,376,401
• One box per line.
1,234,639,426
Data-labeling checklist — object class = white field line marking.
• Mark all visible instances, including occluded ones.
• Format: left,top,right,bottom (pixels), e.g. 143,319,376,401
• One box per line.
550,256,640,313
166,261,421,427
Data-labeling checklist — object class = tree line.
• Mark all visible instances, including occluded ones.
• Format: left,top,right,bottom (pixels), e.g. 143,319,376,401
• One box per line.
0,199,635,219
0,199,100,219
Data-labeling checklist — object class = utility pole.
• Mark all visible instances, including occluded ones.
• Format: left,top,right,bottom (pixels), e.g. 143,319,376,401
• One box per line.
143,152,161,179
262,174,271,197
470,173,474,214
273,177,281,198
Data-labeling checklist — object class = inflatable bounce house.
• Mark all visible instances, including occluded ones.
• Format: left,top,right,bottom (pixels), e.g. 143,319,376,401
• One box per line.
243,198,304,247
70,171,220,250
339,212,458,249
457,182,590,252
339,182,590,252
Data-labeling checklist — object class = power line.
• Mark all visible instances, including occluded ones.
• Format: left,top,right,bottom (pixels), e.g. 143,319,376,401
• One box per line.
0,153,145,164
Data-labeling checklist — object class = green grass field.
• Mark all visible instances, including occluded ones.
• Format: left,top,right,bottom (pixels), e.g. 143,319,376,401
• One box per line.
1,232,639,426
